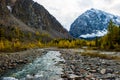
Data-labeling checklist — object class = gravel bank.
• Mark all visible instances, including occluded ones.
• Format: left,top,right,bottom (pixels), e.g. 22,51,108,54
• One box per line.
60,49,120,80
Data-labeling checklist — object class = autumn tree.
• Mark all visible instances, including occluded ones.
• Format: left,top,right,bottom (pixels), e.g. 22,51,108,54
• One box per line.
99,20,120,50
107,20,114,48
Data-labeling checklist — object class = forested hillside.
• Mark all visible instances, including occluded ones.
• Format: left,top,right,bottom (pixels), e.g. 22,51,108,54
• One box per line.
0,0,71,52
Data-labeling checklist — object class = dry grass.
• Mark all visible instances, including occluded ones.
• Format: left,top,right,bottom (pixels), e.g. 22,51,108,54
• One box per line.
81,52,120,61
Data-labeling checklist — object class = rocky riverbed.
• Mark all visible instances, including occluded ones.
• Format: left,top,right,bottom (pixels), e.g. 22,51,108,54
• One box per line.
60,49,120,80
0,48,120,80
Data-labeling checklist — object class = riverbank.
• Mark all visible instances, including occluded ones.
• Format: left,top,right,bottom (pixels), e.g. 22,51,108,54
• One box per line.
0,49,45,76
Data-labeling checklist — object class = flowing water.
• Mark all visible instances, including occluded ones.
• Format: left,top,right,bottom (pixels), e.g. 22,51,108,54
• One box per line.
2,51,64,80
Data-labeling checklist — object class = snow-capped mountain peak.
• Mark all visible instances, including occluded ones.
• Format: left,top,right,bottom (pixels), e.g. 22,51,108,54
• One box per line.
69,8,120,39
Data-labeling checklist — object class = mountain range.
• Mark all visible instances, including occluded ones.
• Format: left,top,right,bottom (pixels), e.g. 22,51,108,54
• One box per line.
0,0,71,42
1,0,120,41
69,8,120,39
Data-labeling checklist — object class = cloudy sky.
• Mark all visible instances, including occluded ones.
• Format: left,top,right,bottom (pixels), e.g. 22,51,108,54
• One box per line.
33,0,120,30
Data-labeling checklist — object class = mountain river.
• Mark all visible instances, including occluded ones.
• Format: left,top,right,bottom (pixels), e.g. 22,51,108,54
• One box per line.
1,51,64,80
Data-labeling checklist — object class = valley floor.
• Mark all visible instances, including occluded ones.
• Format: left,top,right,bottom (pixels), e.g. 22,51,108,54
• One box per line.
0,48,120,80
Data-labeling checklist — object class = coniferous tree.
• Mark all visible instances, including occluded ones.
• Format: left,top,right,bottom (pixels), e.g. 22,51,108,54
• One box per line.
107,20,114,49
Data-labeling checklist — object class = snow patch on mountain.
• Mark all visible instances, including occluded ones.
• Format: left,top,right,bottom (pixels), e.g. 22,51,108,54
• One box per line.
116,18,120,22
79,29,108,38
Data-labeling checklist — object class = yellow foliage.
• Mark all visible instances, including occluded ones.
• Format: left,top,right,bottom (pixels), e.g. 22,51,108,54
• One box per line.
57,40,78,48
0,40,5,50
13,41,21,48
26,43,36,49
4,40,12,50
35,31,40,36
37,41,44,47
58,40,69,48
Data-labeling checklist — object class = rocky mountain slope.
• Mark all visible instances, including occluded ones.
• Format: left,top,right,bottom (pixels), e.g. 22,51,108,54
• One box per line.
69,8,120,39
0,0,71,41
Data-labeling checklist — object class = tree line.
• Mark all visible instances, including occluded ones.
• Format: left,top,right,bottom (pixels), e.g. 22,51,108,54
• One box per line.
0,20,120,52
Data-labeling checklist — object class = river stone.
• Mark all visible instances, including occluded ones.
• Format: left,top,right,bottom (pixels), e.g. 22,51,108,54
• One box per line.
100,69,106,74
89,70,97,73
68,74,80,79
